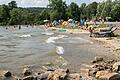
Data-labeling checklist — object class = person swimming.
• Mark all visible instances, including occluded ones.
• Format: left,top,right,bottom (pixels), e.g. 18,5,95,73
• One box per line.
19,25,21,30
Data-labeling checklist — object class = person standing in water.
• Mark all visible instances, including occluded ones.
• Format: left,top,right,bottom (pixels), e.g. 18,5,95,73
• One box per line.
19,25,21,30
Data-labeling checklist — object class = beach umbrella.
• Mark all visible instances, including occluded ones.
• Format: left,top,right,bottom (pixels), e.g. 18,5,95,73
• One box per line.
52,20,59,26
44,20,49,22
62,21,69,25
68,19,73,22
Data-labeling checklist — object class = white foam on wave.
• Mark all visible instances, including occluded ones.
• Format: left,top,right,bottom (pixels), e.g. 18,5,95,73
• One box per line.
46,35,68,43
41,32,54,36
19,34,31,38
56,46,64,55
46,37,58,43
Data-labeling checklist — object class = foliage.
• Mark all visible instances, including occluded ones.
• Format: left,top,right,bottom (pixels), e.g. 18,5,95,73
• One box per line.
49,0,67,20
9,8,23,25
86,2,98,18
79,3,87,18
0,5,10,25
97,0,120,21
111,2,120,21
96,2,105,17
0,0,120,26
67,2,80,19
8,1,17,10
101,0,112,17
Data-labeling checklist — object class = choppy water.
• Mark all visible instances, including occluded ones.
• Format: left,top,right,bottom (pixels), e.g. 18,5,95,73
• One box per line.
0,25,111,74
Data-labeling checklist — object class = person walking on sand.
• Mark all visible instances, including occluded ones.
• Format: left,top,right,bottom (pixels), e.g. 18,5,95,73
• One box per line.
89,26,93,37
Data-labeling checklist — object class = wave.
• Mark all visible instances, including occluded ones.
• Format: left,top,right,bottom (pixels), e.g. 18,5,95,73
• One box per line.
46,35,68,43
56,46,64,55
41,32,54,36
19,34,31,38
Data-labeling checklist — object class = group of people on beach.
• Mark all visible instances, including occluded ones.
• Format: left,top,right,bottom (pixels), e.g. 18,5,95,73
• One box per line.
43,18,97,37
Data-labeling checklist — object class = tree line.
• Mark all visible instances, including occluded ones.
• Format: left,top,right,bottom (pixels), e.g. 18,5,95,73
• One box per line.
0,0,120,26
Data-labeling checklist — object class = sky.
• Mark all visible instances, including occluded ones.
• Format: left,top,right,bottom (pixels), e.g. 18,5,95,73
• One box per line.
0,0,105,7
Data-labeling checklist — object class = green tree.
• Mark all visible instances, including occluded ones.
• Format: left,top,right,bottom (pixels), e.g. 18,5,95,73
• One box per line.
48,0,67,20
67,2,80,19
9,8,23,25
96,2,105,17
27,13,38,25
40,10,50,20
101,0,112,17
34,9,50,24
86,2,98,18
8,1,17,10
111,2,120,21
19,9,30,25
0,4,10,25
79,3,86,18
50,10,59,20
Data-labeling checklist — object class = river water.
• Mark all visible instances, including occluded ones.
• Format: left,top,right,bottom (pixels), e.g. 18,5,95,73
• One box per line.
0,25,111,75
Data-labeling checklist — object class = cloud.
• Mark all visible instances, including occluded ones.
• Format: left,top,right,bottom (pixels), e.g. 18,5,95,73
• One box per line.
0,0,49,7
0,0,12,4
0,0,110,7
19,0,49,7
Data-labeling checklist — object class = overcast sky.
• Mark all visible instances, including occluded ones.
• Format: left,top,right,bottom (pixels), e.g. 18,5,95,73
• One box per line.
0,0,105,7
